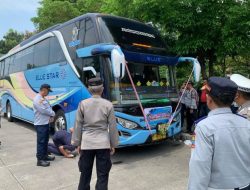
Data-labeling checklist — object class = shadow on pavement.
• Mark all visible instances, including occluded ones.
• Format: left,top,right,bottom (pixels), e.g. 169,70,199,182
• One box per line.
2,117,185,165
112,140,184,164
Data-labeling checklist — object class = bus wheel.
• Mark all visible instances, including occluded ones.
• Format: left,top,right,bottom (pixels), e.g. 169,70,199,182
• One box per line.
6,102,13,122
54,110,66,131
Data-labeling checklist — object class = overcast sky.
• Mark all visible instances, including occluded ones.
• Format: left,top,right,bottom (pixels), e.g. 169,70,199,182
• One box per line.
0,0,40,40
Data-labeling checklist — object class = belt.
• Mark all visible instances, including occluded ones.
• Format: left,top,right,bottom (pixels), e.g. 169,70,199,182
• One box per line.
208,184,250,190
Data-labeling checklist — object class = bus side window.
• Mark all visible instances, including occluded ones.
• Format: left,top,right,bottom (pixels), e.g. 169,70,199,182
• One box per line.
2,61,4,77
49,37,66,64
82,57,100,85
59,22,78,61
78,19,86,48
74,58,84,81
12,52,22,73
34,39,50,67
83,18,97,47
8,55,17,74
0,61,3,87
0,61,3,78
4,57,10,76
78,18,97,48
21,46,34,71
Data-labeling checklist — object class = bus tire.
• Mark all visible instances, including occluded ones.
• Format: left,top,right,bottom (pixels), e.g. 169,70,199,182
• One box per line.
6,102,14,122
54,110,67,131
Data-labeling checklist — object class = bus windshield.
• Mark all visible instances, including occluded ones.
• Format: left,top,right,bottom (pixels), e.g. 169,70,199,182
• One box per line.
109,62,177,105
98,16,169,56
97,16,178,105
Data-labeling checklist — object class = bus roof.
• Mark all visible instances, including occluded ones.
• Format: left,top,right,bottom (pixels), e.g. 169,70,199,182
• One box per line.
20,13,156,47
0,13,101,61
20,13,99,47
1,13,167,62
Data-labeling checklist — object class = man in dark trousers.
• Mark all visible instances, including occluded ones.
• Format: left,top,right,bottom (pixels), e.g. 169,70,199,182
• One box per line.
33,84,55,167
72,77,119,190
48,128,77,158
185,81,199,133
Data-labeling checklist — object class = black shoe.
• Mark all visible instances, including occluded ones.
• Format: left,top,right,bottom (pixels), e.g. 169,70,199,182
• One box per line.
44,155,55,161
37,160,50,167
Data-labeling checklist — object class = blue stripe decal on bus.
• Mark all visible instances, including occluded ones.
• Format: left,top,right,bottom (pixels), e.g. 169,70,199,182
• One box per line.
122,50,179,65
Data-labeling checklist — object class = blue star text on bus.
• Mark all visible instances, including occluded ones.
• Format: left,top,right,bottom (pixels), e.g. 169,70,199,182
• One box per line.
36,72,60,80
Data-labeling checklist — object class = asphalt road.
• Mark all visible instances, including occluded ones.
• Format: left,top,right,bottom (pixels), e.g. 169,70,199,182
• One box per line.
0,118,191,190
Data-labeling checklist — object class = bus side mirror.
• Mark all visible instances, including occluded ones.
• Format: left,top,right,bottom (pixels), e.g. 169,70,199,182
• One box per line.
193,59,201,83
178,57,201,83
111,48,125,79
77,43,126,79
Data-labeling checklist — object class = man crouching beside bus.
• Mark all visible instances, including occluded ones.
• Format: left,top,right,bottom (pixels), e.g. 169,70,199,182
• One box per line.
48,128,77,158
33,84,55,167
71,77,119,190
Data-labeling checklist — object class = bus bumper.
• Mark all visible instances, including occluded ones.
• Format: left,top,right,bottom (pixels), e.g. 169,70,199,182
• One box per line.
118,117,181,147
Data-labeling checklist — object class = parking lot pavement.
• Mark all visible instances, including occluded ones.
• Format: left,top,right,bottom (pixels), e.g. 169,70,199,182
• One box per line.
0,118,191,190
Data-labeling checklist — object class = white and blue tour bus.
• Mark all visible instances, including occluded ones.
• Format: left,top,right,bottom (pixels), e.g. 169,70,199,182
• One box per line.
0,13,200,146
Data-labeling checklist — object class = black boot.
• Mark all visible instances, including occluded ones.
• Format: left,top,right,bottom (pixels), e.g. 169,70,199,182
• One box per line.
45,155,55,161
37,160,50,167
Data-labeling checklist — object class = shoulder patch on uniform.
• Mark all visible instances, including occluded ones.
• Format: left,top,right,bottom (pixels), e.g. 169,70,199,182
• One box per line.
194,116,207,125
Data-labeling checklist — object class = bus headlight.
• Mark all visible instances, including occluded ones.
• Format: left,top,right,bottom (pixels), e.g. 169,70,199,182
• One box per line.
117,117,138,129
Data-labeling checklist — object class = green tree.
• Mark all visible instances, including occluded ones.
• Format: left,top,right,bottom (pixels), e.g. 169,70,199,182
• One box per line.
77,0,104,13
101,0,139,19
31,0,105,31
23,30,35,40
0,29,24,54
32,0,249,79
103,0,250,78
31,0,81,31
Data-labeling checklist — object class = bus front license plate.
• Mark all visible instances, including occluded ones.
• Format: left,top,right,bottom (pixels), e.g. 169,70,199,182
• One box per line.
152,123,168,141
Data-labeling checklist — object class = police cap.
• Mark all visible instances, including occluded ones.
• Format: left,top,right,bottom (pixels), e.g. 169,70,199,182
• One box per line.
88,77,103,87
206,77,237,98
40,84,52,92
230,74,250,93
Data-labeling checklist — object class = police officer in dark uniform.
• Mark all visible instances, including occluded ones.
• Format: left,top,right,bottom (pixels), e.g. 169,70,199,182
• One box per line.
188,77,250,190
185,81,199,133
